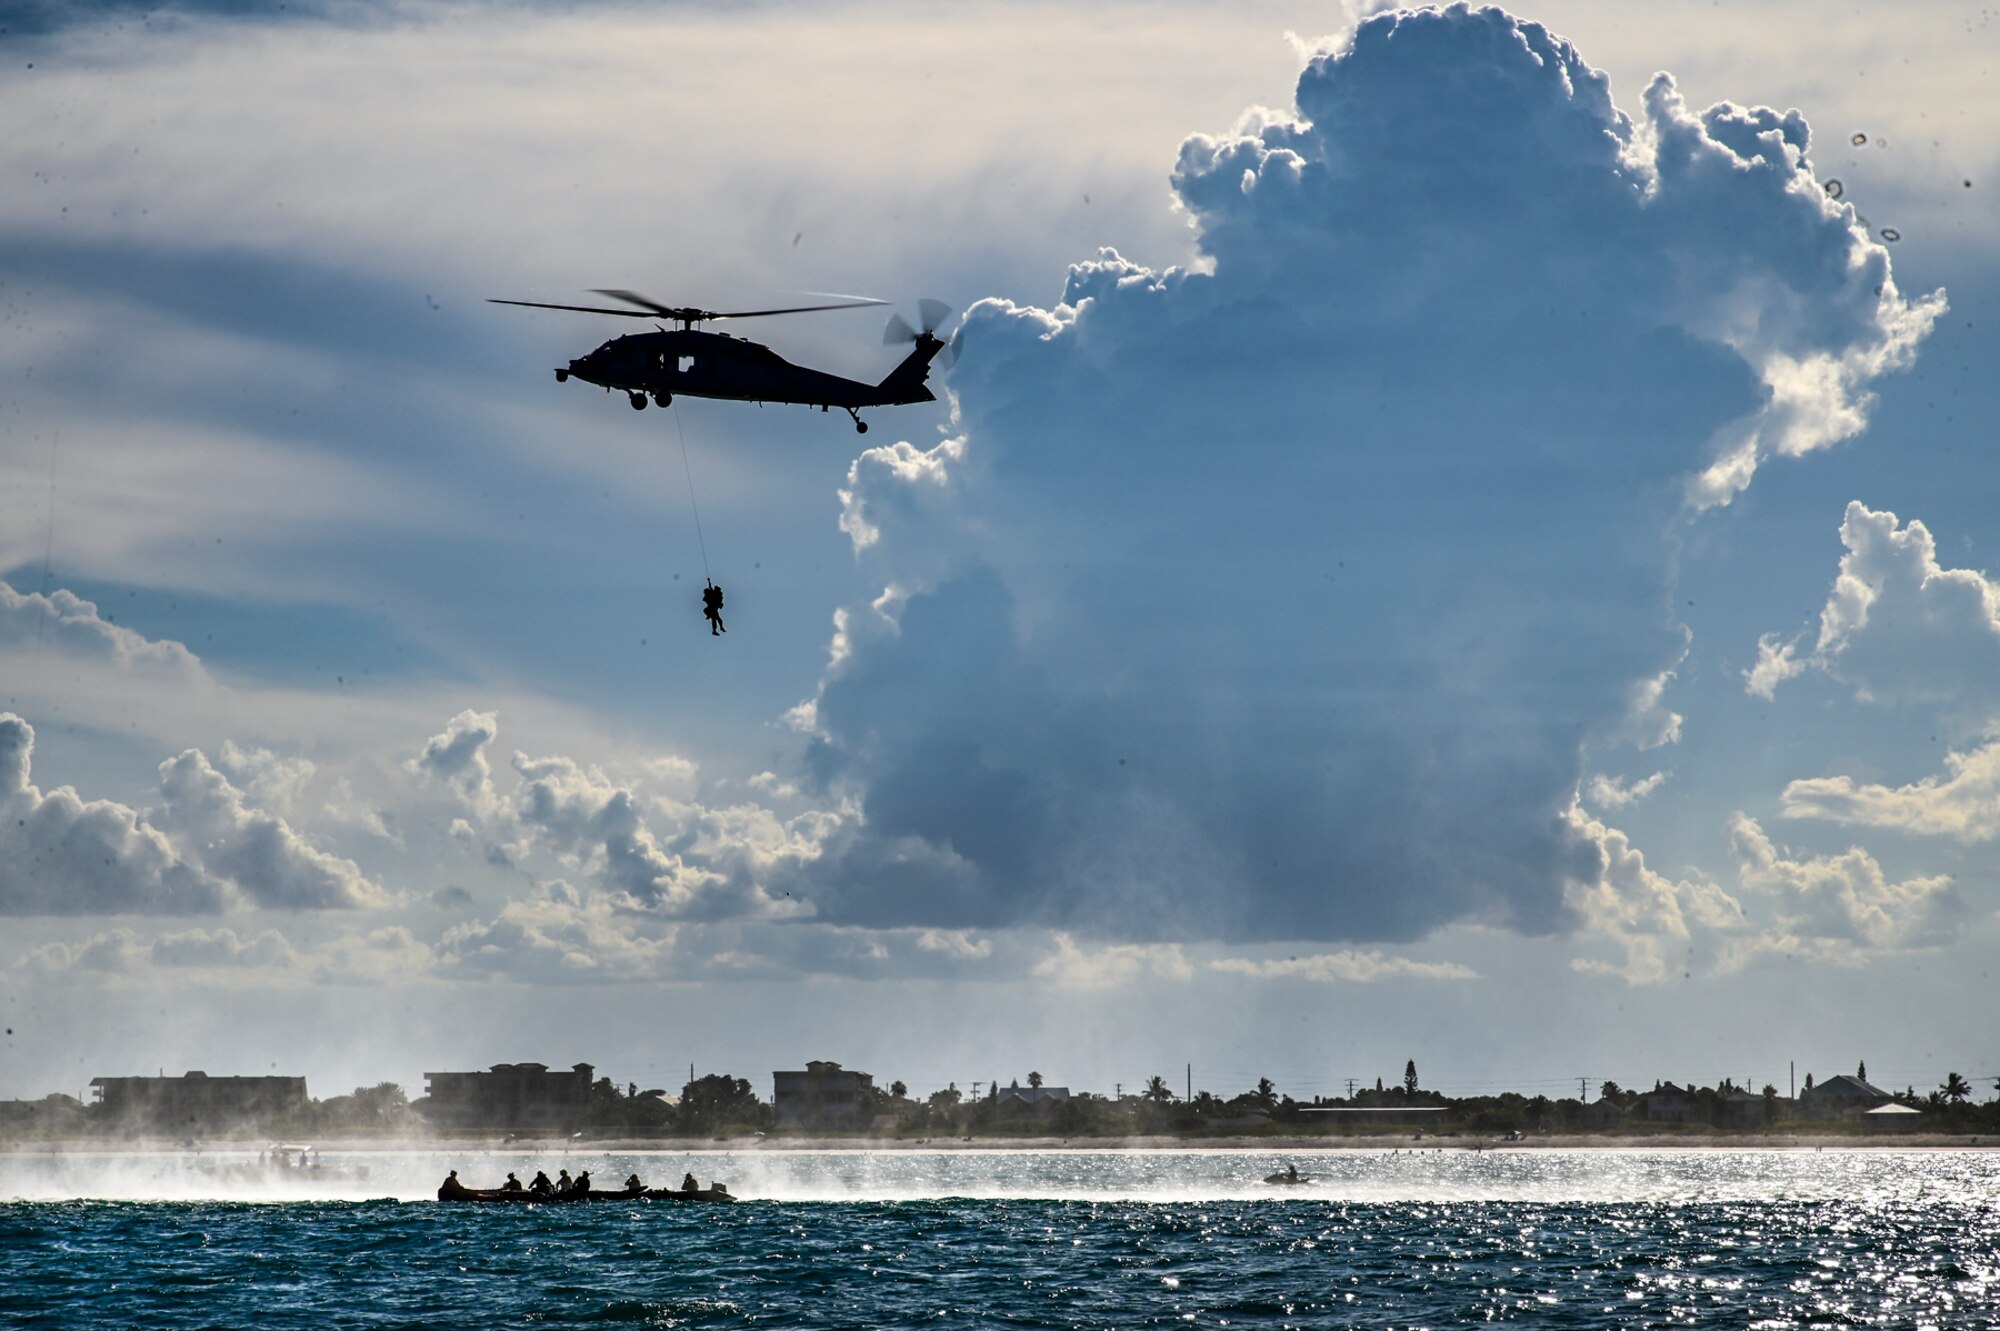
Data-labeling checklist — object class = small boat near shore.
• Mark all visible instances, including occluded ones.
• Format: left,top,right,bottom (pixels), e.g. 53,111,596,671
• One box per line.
200,1144,371,1184
437,1175,736,1204
1262,1169,1311,1186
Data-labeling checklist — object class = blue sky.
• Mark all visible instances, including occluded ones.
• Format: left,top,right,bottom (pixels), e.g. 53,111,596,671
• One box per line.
2,0,1998,1107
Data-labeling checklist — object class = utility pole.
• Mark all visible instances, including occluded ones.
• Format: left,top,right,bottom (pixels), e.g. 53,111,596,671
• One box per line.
1345,1077,1358,1098
971,1081,983,1100
1186,1063,1192,1102
1578,1076,1589,1102
1790,1061,1794,1099
1115,1082,1122,1101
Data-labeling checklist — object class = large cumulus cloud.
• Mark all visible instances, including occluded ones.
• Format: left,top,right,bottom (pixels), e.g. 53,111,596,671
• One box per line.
802,4,1939,945
1747,501,2000,845
0,713,224,915
0,712,389,915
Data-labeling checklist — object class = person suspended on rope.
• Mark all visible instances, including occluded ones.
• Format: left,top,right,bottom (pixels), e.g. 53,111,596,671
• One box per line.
702,580,726,635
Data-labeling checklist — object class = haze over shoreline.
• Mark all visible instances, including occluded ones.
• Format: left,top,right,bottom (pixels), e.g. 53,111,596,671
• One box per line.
6,1134,1996,1154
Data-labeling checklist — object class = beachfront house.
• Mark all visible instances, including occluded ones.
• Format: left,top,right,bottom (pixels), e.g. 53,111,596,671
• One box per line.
1798,1074,1891,1120
1637,1082,1696,1124
994,1082,1071,1115
772,1060,875,1130
89,1071,308,1133
419,1062,596,1130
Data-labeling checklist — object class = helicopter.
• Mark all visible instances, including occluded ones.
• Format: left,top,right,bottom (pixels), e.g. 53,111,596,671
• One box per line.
488,289,954,432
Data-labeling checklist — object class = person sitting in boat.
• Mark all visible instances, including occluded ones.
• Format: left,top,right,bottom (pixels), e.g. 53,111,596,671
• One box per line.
624,1173,645,1195
681,1171,700,1194
571,1170,592,1197
438,1169,465,1200
1285,1164,1299,1183
502,1172,524,1193
529,1170,553,1196
556,1168,573,1196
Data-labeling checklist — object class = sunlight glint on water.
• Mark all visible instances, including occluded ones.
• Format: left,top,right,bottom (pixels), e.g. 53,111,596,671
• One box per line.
3,1150,1997,1328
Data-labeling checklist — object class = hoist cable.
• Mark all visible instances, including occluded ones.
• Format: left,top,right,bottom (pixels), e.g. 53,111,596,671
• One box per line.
670,403,712,584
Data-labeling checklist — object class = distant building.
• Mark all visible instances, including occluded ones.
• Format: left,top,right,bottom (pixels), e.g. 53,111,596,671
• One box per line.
0,1093,87,1132
1719,1090,1778,1129
1799,1074,1891,1119
89,1071,307,1132
1863,1102,1922,1131
995,1082,1071,1114
421,1062,595,1129
772,1060,874,1130
1299,1106,1448,1125
1578,1098,1629,1130
1638,1082,1696,1124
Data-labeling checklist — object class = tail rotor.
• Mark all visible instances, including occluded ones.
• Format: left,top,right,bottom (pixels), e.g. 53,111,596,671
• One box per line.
884,299,960,367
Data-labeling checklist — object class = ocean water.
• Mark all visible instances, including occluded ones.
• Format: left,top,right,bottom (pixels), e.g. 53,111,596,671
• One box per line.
3,1148,1997,1327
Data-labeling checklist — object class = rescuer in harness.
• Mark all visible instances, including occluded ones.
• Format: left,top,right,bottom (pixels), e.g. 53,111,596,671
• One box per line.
702,580,726,636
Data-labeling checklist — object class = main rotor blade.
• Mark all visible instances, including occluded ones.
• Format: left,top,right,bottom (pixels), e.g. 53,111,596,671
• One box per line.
590,289,708,321
494,292,890,324
593,289,886,322
488,298,668,318
707,299,889,320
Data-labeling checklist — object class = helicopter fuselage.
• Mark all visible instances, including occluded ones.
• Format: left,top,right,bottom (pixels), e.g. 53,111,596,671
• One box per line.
557,326,937,428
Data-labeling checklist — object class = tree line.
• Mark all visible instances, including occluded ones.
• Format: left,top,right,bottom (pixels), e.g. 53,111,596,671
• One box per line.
7,1060,1993,1140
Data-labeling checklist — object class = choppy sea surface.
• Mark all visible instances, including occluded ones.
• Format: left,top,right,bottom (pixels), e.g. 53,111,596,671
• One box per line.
3,1148,1997,1327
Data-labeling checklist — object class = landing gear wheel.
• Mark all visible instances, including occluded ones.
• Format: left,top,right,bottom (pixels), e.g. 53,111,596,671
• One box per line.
555,369,569,383
856,420,869,434
653,392,672,408
629,392,648,410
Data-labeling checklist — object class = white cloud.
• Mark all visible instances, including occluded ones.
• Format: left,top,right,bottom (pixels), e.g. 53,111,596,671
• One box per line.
0,713,227,916
799,5,1935,949
19,921,427,987
1032,934,1193,988
0,582,211,685
1586,771,1669,809
322,776,402,845
153,749,392,911
439,882,680,984
1813,503,2000,711
509,750,807,922
1565,801,1746,985
410,710,502,818
1782,741,2000,844
915,928,992,960
217,741,317,816
1209,952,1477,983
1743,632,1807,700
838,436,967,555
146,926,300,970
1725,812,1969,959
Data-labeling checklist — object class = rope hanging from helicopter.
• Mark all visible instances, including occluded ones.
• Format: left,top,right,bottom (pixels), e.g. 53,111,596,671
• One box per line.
669,402,712,585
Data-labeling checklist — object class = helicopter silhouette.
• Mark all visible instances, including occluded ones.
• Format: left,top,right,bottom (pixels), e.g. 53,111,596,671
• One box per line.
489,289,954,432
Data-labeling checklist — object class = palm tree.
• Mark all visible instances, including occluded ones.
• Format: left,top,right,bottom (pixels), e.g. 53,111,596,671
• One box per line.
1942,1071,1972,1104
1028,1071,1043,1089
1144,1075,1173,1104
1256,1077,1276,1109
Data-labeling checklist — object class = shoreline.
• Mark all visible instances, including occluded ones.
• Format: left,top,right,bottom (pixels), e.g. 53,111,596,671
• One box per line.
4,1132,1992,1154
